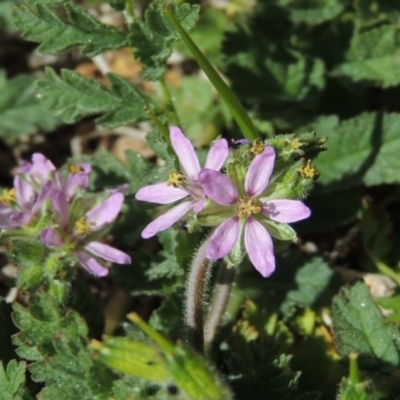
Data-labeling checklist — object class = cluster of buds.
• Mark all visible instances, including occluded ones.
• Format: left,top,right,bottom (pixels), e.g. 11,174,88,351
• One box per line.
0,154,131,277
136,127,321,278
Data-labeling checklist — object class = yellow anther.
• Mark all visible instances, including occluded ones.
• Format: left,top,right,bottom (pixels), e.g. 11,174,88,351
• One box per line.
299,160,316,179
167,171,185,188
249,139,264,156
0,188,16,206
68,164,83,174
75,216,96,235
290,137,302,150
237,196,262,218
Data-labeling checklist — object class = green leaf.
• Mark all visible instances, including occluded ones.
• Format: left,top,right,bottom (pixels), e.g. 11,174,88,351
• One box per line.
332,281,400,371
308,112,400,190
0,360,26,400
36,68,151,127
333,25,400,88
12,292,114,399
223,26,325,129
92,337,169,382
354,0,400,26
281,257,340,317
129,0,199,81
128,313,233,400
0,71,59,140
12,2,128,57
278,0,346,25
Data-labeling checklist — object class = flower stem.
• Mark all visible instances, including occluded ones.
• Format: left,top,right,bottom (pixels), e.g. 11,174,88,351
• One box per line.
164,5,259,141
185,240,213,353
160,76,181,127
143,105,170,145
204,264,235,351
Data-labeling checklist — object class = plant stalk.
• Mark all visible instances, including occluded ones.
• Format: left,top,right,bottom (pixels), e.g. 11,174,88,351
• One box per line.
185,240,213,353
204,264,235,351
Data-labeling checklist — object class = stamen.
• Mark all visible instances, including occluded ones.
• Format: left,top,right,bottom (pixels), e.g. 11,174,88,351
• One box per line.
290,137,302,150
249,139,264,156
69,164,83,174
167,171,185,188
299,160,316,179
237,196,262,218
75,216,96,235
0,188,16,206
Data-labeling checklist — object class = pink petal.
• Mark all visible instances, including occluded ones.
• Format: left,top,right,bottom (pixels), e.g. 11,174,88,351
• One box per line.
31,153,56,182
75,250,108,276
53,191,69,229
244,218,275,277
204,139,229,171
32,181,53,215
262,199,311,223
84,241,131,264
135,182,188,204
86,193,124,230
245,146,275,197
170,126,201,178
14,176,35,210
193,198,205,213
40,228,64,247
206,217,239,260
10,212,31,226
141,201,194,239
17,161,32,174
198,169,237,206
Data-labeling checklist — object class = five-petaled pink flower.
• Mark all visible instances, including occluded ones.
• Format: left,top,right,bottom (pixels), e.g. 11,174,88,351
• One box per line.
198,146,311,277
40,192,131,277
135,126,229,238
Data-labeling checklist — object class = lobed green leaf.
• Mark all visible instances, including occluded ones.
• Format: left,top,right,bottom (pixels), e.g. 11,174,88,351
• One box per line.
36,68,151,127
332,282,400,371
0,360,26,400
0,71,59,140
128,0,199,81
12,2,128,57
308,112,400,190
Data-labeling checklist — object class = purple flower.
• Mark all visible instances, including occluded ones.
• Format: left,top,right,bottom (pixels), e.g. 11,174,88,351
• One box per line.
40,192,131,277
198,146,311,277
0,175,53,228
135,126,229,238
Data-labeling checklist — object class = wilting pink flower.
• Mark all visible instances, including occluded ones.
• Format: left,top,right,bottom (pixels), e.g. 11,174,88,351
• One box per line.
135,126,229,238
40,192,131,276
198,146,311,277
0,175,52,228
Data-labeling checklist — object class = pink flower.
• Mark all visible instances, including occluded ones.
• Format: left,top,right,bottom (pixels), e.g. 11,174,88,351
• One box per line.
135,126,229,238
198,146,311,277
40,192,131,277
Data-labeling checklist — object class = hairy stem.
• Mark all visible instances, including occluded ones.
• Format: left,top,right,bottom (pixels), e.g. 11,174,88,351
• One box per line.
185,240,212,353
204,264,235,351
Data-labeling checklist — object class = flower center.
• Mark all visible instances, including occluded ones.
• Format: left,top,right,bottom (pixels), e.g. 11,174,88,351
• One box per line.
0,188,16,206
75,216,96,235
237,196,262,218
167,171,185,188
69,164,83,174
249,139,264,156
299,160,316,179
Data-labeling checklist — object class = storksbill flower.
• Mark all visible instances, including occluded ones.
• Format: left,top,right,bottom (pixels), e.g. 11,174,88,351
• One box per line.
198,146,311,277
40,192,131,277
135,126,229,238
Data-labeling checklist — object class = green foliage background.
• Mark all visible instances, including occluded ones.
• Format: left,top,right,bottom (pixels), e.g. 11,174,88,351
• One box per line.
1,0,400,399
